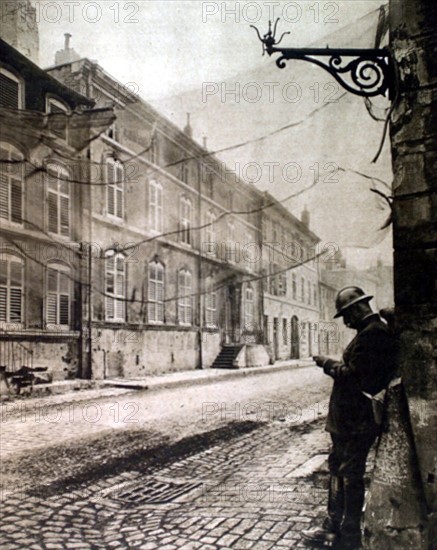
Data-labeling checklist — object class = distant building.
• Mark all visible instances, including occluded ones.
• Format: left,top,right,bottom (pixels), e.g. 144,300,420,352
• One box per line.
261,195,321,361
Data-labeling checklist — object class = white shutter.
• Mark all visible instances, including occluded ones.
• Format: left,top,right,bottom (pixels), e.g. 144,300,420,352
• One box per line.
47,294,57,325
0,287,6,322
107,185,115,216
0,169,8,220
116,188,123,218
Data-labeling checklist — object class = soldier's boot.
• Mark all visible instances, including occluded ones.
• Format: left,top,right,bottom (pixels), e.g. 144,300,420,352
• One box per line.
335,477,365,549
302,476,344,544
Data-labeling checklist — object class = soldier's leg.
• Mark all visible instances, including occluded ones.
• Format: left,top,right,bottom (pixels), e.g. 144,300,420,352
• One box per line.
336,434,377,549
302,435,344,544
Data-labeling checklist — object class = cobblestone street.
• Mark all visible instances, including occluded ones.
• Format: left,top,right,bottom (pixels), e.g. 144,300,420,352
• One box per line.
0,366,342,549
0,414,331,549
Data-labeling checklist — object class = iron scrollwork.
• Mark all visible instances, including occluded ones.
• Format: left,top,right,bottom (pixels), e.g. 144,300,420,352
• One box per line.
252,19,394,99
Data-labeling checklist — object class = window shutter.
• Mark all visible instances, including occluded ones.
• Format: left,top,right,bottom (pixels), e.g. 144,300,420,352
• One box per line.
59,295,69,325
60,195,69,236
0,73,19,109
116,188,123,218
0,173,8,220
0,287,6,322
10,179,22,223
107,186,115,216
9,288,22,322
48,192,58,233
47,294,57,325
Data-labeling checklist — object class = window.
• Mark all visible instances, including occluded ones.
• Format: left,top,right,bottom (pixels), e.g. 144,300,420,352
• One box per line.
204,210,216,255
106,157,124,219
46,162,70,236
225,221,236,262
0,68,22,109
301,277,305,302
205,277,217,328
292,273,297,300
178,269,192,325
283,318,288,345
151,134,159,164
148,260,164,323
314,284,318,306
46,263,71,327
105,252,126,322
308,281,312,305
262,218,267,241
0,142,23,224
244,284,254,328
46,98,69,140
149,180,163,232
180,197,192,245
278,271,287,296
106,122,118,142
0,254,23,324
180,162,188,183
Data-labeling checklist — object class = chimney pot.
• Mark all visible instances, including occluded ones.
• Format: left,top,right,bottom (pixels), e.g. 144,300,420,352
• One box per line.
64,33,72,50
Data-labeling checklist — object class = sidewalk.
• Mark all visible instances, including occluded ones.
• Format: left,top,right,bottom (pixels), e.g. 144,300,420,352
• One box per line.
1,358,315,408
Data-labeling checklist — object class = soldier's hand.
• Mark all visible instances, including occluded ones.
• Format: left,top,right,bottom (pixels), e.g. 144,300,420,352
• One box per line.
313,355,328,367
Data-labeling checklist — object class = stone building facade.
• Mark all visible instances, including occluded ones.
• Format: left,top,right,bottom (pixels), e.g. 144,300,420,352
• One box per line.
0,37,111,381
47,48,266,378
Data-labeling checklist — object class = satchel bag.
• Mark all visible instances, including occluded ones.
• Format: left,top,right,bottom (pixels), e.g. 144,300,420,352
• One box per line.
362,388,387,426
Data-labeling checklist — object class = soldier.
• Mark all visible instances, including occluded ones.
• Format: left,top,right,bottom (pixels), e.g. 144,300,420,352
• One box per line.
302,287,396,549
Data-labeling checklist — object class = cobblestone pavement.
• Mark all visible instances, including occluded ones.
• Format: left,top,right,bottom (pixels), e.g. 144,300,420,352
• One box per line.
0,411,335,549
0,367,343,549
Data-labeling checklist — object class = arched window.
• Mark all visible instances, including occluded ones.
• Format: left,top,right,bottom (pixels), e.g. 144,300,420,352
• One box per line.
46,162,70,236
106,157,124,219
178,269,193,325
149,179,163,232
301,276,305,302
0,68,23,109
46,262,71,327
204,276,217,328
180,196,192,245
105,252,126,321
0,254,23,324
0,142,23,224
148,260,164,323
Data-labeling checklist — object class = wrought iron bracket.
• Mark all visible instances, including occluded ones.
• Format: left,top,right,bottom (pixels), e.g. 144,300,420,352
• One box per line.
252,19,395,99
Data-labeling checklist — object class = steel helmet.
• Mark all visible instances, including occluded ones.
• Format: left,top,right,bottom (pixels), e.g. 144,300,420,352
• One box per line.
334,286,373,318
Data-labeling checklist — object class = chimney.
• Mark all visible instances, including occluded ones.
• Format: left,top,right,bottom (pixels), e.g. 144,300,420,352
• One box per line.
54,33,81,66
301,205,310,228
203,136,208,149
184,112,193,138
64,33,72,50
0,0,40,65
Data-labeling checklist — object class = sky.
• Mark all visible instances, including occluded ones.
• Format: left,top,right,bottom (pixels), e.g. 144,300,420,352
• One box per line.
37,1,392,269
39,1,385,100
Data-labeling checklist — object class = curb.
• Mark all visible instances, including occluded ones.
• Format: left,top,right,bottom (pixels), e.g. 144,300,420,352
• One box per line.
0,359,316,405
99,359,316,392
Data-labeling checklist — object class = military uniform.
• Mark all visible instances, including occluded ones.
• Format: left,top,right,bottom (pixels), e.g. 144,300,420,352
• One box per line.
303,308,396,549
